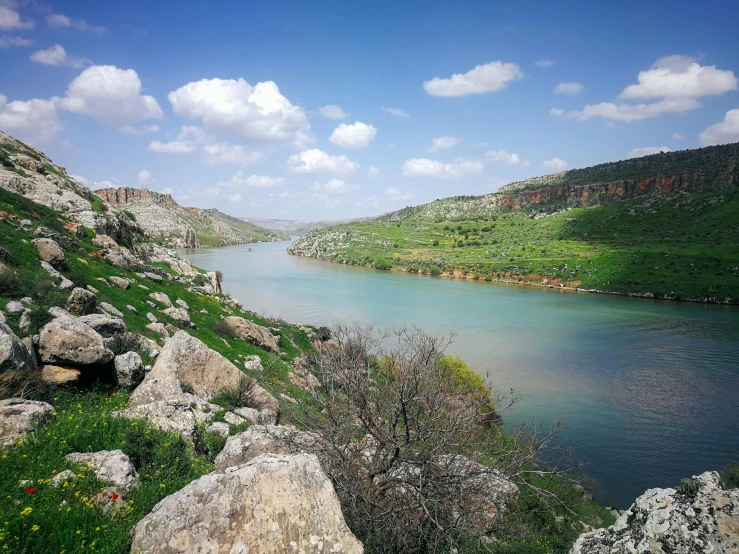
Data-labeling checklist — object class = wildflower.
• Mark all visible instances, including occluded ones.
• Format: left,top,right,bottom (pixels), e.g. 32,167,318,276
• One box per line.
20,507,32,517
25,488,35,494
111,493,119,501
30,525,39,532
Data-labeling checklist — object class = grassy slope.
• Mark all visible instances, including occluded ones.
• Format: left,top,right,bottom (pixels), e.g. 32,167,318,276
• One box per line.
183,209,289,247
0,186,614,553
290,187,739,302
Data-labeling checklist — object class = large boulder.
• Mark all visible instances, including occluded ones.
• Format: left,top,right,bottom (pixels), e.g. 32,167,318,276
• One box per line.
150,292,172,307
162,307,191,327
113,401,197,440
32,238,66,270
38,317,114,366
0,398,54,448
221,316,279,354
41,364,81,384
66,450,137,492
114,351,145,387
66,287,97,316
215,425,321,470
130,453,363,554
0,322,36,374
569,471,739,554
78,314,127,337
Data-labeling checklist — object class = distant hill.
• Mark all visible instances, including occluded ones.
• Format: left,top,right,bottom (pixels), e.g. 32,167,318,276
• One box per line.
242,217,372,235
96,187,289,247
289,142,739,304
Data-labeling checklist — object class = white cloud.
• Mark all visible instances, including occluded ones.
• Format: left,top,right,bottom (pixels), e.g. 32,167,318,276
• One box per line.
554,82,584,95
627,146,670,158
671,133,685,140
536,59,554,67
0,93,62,144
401,158,483,180
138,169,153,186
319,105,349,119
168,77,311,146
423,61,523,97
147,126,204,153
620,55,737,99
485,149,522,165
385,187,415,200
287,148,358,175
46,13,105,33
309,179,359,195
30,44,89,68
202,143,264,166
368,166,379,177
119,124,159,135
543,157,568,169
381,106,410,118
549,107,565,116
428,136,460,152
699,109,739,146
0,35,32,48
219,171,285,189
567,97,700,122
329,121,377,150
0,1,33,30
58,65,163,126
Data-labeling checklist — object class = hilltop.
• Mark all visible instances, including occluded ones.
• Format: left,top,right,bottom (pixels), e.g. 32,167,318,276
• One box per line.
289,143,739,303
242,216,374,235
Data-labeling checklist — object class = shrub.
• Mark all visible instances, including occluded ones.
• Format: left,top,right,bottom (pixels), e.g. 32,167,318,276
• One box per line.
432,240,439,246
209,376,256,411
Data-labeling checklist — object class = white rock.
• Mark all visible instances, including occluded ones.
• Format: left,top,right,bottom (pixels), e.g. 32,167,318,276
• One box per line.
150,292,172,307
114,351,144,387
66,450,137,491
0,398,54,448
99,302,123,318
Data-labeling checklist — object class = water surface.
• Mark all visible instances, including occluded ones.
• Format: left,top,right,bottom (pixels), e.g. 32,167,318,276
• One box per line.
182,240,739,508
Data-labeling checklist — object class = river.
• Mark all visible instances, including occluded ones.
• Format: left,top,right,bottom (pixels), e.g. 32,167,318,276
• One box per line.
181,239,739,509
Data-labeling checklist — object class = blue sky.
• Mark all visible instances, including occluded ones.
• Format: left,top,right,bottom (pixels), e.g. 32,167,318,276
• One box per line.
2,0,738,220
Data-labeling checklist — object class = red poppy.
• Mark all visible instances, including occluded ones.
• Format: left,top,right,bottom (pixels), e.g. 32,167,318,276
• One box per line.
25,487,35,494
104,392,109,397
111,493,119,501
34,366,41,374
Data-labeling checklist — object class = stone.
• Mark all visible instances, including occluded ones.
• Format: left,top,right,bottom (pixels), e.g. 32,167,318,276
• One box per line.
243,355,263,372
91,486,127,512
114,351,145,387
32,238,66,270
220,316,280,354
130,453,363,554
215,425,320,471
0,322,36,374
146,322,169,337
0,310,6,325
569,471,739,554
41,364,81,384
233,407,266,424
99,302,123,318
113,401,197,440
66,287,97,316
0,398,54,448
109,276,130,289
150,292,172,307
58,279,73,289
162,307,191,326
17,309,29,334
143,272,163,283
51,469,76,487
289,371,319,390
5,301,24,314
146,312,158,323
223,411,245,425
66,450,137,492
38,317,113,366
145,300,156,307
91,234,118,249
48,306,71,319
102,247,139,269
40,260,63,280
126,305,137,313
20,297,33,306
139,284,150,291
96,277,110,286
207,422,230,438
79,314,127,337
20,337,37,366
175,298,189,310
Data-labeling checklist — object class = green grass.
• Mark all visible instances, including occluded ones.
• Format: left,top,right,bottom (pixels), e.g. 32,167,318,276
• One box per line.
290,188,739,302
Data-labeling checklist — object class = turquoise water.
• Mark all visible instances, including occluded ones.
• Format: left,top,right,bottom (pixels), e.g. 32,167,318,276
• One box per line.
182,240,739,508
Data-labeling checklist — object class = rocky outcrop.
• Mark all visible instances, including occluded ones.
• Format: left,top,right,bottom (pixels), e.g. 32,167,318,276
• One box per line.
66,450,137,492
214,425,320,470
220,316,280,354
38,316,114,366
130,453,363,554
32,238,66,270
0,321,36,374
66,287,96,316
0,398,54,448
569,471,739,554
113,401,198,440
78,314,127,337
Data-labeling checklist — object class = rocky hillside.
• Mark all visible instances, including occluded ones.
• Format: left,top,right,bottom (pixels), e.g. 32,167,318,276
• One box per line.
97,187,288,247
243,216,373,235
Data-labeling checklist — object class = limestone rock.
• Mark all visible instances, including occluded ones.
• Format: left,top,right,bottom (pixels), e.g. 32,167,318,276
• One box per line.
18,309,31,333
207,422,230,438
130,453,363,554
0,398,54,448
215,425,320,471
66,287,97,316
32,238,66,270
162,307,191,326
66,450,137,492
59,278,74,289
126,305,137,313
0,322,36,374
91,234,118,248
78,314,127,337
109,276,130,289
223,411,245,425
102,246,139,269
146,322,169,337
569,471,739,554
221,316,280,354
20,337,37,366
113,401,197,440
39,260,63,280
99,302,123,318
114,351,144,387
38,317,113,365
146,312,158,323
51,469,76,487
143,272,163,283
41,364,81,384
175,298,189,310
150,292,172,307
5,301,24,314
244,355,263,372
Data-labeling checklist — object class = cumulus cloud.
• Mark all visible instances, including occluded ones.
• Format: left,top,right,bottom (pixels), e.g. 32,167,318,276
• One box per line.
319,105,349,119
428,136,460,152
168,77,312,147
554,82,583,95
385,187,415,200
381,106,410,118
58,65,163,126
119,124,159,135
219,171,285,189
329,121,377,150
401,158,483,180
627,146,670,158
0,93,62,144
0,1,33,30
620,55,737,99
549,108,565,116
138,169,153,186
0,35,32,48
30,44,89,68
536,59,554,67
485,149,522,165
699,109,739,146
671,132,685,140
202,143,264,166
46,13,106,33
543,157,567,169
423,61,523,97
309,179,359,195
287,148,358,175
148,126,263,165
148,126,204,153
565,97,700,122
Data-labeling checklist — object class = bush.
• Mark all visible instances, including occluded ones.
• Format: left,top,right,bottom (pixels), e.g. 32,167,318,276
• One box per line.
432,240,440,246
438,355,495,411
209,376,256,411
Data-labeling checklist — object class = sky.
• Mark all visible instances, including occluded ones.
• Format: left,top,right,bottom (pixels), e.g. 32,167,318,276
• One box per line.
1,0,738,221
